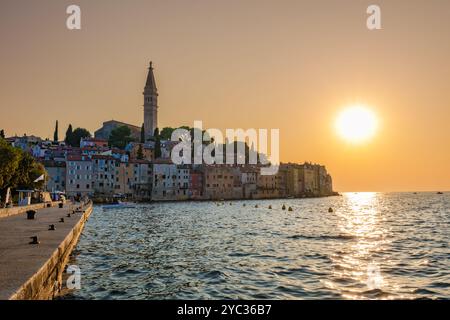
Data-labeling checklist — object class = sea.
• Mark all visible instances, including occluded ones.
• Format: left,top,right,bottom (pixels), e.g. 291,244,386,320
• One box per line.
62,192,449,300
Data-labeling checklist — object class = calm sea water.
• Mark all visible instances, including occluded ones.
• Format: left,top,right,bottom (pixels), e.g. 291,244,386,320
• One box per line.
64,192,449,300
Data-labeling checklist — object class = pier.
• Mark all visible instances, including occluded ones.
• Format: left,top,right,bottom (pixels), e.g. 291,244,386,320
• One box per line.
0,201,93,300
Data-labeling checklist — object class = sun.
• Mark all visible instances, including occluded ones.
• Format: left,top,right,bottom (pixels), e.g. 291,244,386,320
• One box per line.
335,106,378,143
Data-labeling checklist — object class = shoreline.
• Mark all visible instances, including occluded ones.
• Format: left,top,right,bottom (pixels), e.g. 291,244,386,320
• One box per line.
0,201,93,300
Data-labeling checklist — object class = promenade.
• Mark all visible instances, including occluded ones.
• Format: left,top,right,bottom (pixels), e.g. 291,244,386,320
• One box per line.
0,201,92,300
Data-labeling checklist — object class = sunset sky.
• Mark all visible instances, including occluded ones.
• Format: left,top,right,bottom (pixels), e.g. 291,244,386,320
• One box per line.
1,0,449,192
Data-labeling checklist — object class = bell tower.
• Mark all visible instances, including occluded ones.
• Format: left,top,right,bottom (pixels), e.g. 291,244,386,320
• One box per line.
143,61,158,140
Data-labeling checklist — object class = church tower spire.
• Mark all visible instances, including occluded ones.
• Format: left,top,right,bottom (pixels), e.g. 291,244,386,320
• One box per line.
143,61,158,140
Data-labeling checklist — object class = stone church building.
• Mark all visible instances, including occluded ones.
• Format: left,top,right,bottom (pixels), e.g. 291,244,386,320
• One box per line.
94,62,158,141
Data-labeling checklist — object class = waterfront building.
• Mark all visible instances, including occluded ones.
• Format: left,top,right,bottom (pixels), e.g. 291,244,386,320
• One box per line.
43,160,66,192
129,159,152,200
241,167,258,199
203,165,236,200
66,155,94,197
189,169,204,200
91,155,118,196
152,160,178,200
175,165,190,200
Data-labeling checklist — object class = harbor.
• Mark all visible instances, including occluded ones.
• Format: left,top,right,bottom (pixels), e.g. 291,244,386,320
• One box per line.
0,200,92,300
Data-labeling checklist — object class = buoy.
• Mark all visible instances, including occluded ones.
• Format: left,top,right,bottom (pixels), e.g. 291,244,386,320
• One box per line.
282,204,286,210
243,203,246,207
288,207,293,212
255,204,259,208
268,205,272,209
328,207,333,213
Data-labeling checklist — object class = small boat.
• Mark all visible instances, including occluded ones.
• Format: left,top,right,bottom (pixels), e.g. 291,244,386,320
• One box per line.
328,207,334,213
102,201,136,210
437,192,444,195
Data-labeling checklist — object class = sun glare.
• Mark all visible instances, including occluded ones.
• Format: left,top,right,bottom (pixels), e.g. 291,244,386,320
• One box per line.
335,106,378,143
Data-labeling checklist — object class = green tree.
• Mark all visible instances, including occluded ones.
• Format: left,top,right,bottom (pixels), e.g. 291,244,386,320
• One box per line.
54,120,59,142
66,127,91,147
0,138,46,200
154,128,161,159
65,124,73,145
0,138,21,191
140,123,145,143
108,126,134,149
11,152,46,190
160,127,175,140
0,129,5,139
136,144,144,160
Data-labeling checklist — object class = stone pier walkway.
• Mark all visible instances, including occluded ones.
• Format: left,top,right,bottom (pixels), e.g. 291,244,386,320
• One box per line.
0,202,92,299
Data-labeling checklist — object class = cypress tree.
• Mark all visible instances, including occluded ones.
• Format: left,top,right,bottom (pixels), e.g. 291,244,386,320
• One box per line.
65,124,73,145
154,128,161,159
54,120,59,142
140,123,145,143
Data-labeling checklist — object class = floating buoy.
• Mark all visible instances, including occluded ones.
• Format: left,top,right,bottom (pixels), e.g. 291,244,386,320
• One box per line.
288,207,293,212
255,204,259,208
243,204,246,207
268,205,272,209
328,207,333,213
230,202,232,205
282,204,286,210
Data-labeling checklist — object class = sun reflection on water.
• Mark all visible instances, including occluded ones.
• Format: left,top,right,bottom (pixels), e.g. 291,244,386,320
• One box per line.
327,192,394,299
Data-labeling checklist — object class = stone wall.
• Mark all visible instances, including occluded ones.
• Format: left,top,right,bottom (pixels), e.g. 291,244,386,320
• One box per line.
0,202,62,219
8,203,93,300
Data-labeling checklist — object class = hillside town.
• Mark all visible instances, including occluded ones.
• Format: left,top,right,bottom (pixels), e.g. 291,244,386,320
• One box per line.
1,62,334,202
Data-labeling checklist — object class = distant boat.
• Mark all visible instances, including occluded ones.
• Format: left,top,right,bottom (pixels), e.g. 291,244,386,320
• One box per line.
102,201,136,210
437,192,444,195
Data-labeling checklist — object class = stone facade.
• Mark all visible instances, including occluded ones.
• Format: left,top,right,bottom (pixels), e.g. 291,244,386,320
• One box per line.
94,120,141,141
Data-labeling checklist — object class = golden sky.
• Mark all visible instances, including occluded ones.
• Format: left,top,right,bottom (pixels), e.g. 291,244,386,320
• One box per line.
1,0,449,192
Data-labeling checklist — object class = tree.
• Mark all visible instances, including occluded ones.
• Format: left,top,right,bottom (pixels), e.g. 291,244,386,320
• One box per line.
140,123,145,143
154,128,161,159
136,144,144,160
160,127,175,140
11,152,46,190
71,128,91,147
0,138,21,191
65,127,91,147
0,129,5,139
108,125,134,149
54,120,59,142
0,138,46,201
65,124,73,144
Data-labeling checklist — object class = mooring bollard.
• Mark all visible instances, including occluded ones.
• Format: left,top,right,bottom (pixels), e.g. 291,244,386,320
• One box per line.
59,203,64,208
29,236,39,244
26,210,37,220
48,224,55,231
67,213,71,218
59,218,65,223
